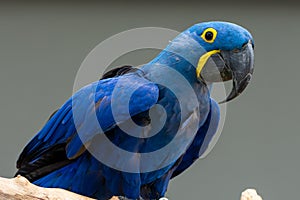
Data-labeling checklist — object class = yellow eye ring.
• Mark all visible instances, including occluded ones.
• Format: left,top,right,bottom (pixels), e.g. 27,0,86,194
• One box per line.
201,28,218,43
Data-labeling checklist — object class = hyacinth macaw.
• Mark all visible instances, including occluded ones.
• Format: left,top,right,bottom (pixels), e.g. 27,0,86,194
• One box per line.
15,21,254,200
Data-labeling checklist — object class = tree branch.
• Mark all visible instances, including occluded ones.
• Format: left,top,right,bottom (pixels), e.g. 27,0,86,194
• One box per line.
0,175,118,200
0,176,262,200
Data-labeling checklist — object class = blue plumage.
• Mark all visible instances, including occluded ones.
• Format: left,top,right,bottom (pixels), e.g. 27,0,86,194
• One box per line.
16,21,254,199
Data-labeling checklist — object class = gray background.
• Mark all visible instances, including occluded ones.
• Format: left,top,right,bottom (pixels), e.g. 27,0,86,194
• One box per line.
0,1,299,199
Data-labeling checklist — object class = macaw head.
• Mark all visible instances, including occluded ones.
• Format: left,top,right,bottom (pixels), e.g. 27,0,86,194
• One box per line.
168,21,254,103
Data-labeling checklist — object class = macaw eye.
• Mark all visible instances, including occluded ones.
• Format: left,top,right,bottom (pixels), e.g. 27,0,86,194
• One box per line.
201,28,218,43
205,31,213,41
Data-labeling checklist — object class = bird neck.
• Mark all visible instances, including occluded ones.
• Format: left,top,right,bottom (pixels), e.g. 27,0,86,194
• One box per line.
141,32,207,85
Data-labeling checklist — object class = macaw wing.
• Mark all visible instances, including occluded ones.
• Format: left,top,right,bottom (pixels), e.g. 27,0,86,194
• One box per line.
16,73,159,181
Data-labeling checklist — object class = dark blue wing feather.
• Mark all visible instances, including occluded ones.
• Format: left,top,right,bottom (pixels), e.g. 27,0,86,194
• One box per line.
16,73,159,174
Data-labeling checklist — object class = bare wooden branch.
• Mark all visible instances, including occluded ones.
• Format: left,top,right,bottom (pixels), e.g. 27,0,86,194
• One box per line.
0,175,262,200
0,175,119,200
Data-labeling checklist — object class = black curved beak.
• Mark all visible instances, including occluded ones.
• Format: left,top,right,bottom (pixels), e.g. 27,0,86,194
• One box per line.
219,41,254,103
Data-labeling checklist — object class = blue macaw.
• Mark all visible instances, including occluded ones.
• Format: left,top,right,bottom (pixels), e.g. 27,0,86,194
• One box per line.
16,21,254,200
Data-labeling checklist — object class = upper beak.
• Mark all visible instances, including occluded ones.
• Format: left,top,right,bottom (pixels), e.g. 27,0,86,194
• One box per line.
219,41,254,103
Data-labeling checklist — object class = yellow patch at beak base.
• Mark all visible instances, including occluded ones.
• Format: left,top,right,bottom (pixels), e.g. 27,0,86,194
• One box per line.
196,50,221,79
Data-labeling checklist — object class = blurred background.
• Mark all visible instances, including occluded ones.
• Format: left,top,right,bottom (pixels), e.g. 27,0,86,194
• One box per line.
0,1,299,199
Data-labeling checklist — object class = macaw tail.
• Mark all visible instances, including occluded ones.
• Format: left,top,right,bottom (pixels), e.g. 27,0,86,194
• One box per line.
17,150,111,200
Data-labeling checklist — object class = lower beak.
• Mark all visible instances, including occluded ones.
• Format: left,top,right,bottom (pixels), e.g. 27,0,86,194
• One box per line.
219,42,254,103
